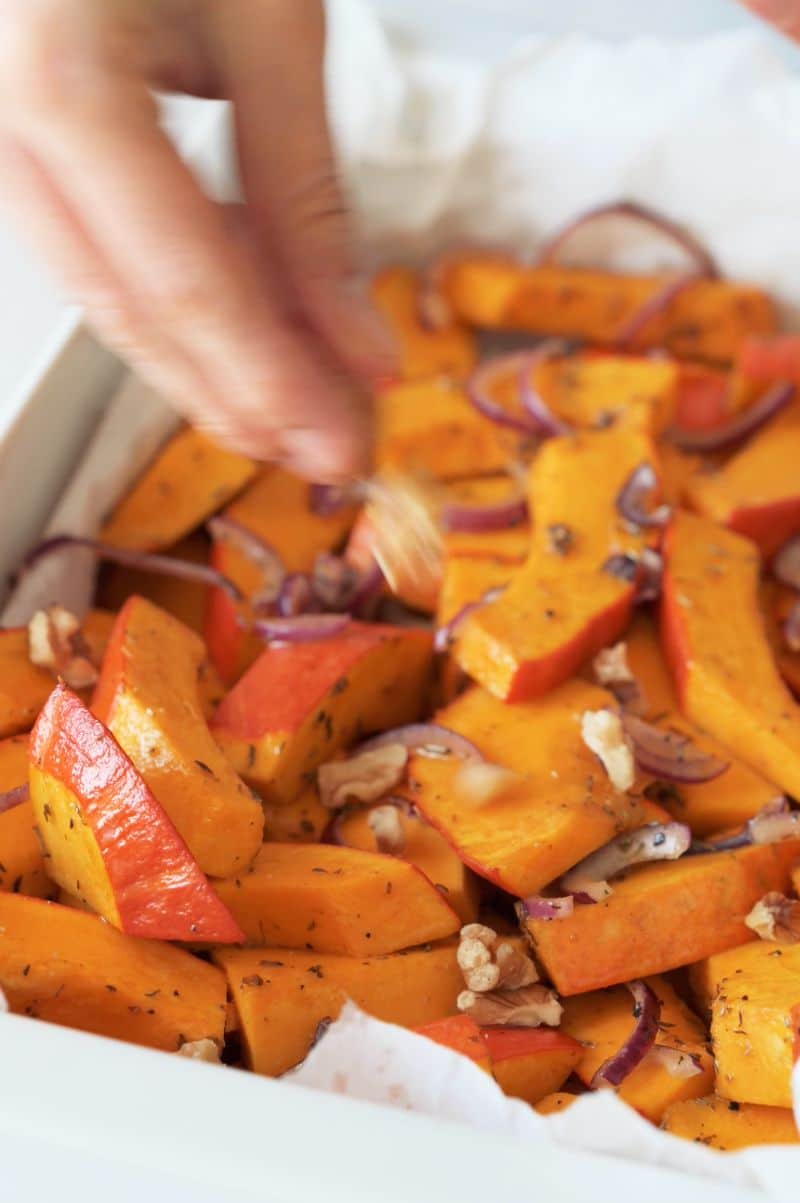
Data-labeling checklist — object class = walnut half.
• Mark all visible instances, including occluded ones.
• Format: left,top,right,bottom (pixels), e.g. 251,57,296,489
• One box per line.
28,605,99,690
457,984,563,1027
456,923,538,993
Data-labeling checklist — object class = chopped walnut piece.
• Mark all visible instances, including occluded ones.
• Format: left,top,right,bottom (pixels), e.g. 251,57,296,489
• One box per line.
546,523,574,556
452,761,521,808
456,923,538,993
580,709,635,792
367,804,406,855
177,1038,221,1062
28,605,99,690
457,984,563,1027
593,642,633,687
745,892,800,943
317,744,408,809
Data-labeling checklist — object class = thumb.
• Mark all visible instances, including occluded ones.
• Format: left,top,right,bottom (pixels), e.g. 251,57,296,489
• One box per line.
213,0,397,384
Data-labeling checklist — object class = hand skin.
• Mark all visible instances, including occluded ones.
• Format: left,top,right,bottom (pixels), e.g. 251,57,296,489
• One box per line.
0,0,396,481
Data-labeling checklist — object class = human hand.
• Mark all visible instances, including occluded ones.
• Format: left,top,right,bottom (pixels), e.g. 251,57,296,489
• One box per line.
0,0,394,480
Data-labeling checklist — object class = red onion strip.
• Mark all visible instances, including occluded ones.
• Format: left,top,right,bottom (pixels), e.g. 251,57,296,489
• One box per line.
253,613,350,644
785,599,800,654
441,496,528,534
615,462,671,531
650,1046,704,1079
537,200,720,278
622,714,729,784
517,895,575,921
667,381,795,453
359,723,484,762
591,980,662,1088
0,784,28,815
275,573,315,618
308,482,361,516
20,535,243,602
466,353,546,434
602,549,664,604
615,274,701,350
207,515,285,603
434,586,506,654
518,341,573,436
561,822,692,894
774,536,800,591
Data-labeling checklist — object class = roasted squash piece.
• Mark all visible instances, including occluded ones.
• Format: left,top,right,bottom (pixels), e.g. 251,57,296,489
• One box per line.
658,444,701,509
375,377,511,481
689,940,800,1109
371,266,476,380
0,894,227,1050
483,1027,584,1107
0,734,53,899
686,401,800,557
534,1092,579,1115
262,787,330,844
415,1014,490,1070
441,258,775,362
404,680,646,897
215,941,462,1075
524,841,800,996
661,512,800,798
454,424,661,701
0,629,56,737
661,1095,799,1150
213,842,459,956
97,532,210,633
100,427,257,551
625,617,780,836
93,596,263,878
441,476,530,564
437,555,514,628
211,622,434,805
531,352,678,436
561,975,713,1122
335,804,481,924
205,467,357,684
30,684,244,943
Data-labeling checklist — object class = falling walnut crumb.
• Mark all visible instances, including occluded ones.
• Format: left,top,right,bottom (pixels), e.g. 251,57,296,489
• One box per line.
458,983,563,1027
318,744,408,809
592,642,633,687
367,804,405,855
456,923,538,993
28,605,99,690
177,1038,221,1063
580,709,634,792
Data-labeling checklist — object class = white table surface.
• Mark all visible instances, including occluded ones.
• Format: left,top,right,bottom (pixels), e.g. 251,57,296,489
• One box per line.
0,0,795,428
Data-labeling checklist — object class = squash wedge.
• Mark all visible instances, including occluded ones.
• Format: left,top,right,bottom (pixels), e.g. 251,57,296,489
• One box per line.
661,1095,799,1150
371,266,476,380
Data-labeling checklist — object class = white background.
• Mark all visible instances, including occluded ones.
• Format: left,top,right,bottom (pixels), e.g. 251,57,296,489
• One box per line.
0,0,795,421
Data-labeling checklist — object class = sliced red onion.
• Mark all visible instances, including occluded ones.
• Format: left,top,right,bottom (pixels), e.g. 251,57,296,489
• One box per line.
359,723,483,762
622,714,730,783
20,535,243,602
774,536,800,591
311,553,360,611
0,784,28,815
591,979,661,1089
434,586,506,654
466,353,545,434
615,463,671,532
538,201,720,278
518,341,573,437
207,515,284,602
649,1046,704,1079
602,549,664,604
318,745,409,810
441,495,528,534
785,599,800,654
253,613,350,644
350,562,384,620
615,274,701,350
276,573,315,617
561,822,692,894
308,482,361,516
517,895,575,921
667,381,795,453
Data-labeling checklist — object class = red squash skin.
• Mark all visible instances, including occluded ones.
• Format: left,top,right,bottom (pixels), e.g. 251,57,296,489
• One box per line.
30,685,244,943
481,1026,582,1064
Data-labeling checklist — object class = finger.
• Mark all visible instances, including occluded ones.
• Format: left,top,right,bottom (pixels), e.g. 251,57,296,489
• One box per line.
0,131,217,417
211,0,397,383
737,0,800,38
9,47,372,479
